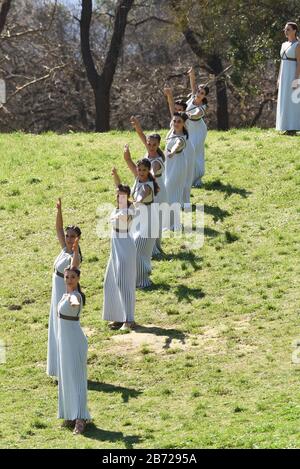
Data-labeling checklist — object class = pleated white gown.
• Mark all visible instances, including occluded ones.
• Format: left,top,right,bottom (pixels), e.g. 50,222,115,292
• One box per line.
148,156,167,255
131,179,158,288
47,248,76,377
164,131,187,230
186,96,208,187
57,292,91,420
276,41,300,131
103,208,137,323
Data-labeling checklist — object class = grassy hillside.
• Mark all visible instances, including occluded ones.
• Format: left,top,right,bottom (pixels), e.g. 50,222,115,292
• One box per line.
0,128,300,449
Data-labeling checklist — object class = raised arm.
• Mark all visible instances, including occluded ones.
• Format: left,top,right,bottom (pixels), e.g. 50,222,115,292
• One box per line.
164,87,175,118
187,66,197,95
71,236,80,269
111,167,121,188
56,198,66,249
124,144,138,177
130,116,147,149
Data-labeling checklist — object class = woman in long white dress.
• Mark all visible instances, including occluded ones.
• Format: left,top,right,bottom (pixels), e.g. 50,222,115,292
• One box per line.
164,85,205,204
276,22,300,134
124,147,159,288
186,67,209,188
57,261,90,435
164,112,189,230
103,174,137,331
130,116,167,255
47,198,81,378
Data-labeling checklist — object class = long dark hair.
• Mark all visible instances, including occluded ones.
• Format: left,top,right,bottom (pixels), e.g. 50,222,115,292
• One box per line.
173,111,189,139
147,133,165,161
198,85,209,106
65,225,83,262
136,158,159,196
175,99,187,110
64,267,86,306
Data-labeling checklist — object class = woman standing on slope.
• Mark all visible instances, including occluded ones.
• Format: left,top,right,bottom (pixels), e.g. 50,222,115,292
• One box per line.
102,170,137,331
57,257,90,435
47,198,82,378
186,66,209,188
276,22,300,135
130,115,167,255
124,146,159,288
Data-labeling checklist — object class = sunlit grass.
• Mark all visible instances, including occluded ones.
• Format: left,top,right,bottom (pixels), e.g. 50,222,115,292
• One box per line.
0,129,300,448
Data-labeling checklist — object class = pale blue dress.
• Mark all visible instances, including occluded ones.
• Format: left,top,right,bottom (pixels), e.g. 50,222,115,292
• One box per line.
103,207,137,323
186,96,208,187
276,41,300,131
57,292,91,420
148,156,167,255
164,131,187,230
47,247,76,377
131,179,158,288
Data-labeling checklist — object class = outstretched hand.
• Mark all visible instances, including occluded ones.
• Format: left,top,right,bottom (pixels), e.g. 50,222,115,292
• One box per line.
130,115,139,129
124,144,131,161
187,66,195,76
164,87,172,97
56,197,62,210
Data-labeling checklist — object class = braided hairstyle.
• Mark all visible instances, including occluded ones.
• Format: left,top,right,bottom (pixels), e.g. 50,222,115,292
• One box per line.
136,158,159,196
65,225,83,262
64,267,86,306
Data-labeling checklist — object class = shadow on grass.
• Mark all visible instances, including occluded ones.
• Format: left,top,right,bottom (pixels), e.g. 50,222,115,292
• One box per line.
204,204,230,222
134,325,186,349
84,423,141,448
204,227,220,238
161,251,203,271
174,285,205,303
88,381,142,403
203,179,251,198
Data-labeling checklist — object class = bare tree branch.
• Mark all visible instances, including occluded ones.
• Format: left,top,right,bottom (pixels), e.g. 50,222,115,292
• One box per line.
129,16,174,27
1,0,57,39
0,63,66,108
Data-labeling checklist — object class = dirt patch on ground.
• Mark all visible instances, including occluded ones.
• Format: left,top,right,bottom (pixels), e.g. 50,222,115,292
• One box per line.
107,324,228,356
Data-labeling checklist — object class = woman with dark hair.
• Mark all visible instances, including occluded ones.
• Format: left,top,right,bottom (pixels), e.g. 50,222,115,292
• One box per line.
102,170,137,331
187,66,209,187
276,22,300,135
124,146,159,288
130,116,167,256
164,111,189,229
57,264,90,435
47,198,82,378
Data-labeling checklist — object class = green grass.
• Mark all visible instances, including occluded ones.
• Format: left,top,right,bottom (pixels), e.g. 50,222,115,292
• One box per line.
0,128,300,448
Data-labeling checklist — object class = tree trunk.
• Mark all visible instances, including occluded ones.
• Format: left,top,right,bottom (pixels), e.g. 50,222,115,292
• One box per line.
0,0,11,35
80,0,134,132
94,80,110,132
207,54,229,130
